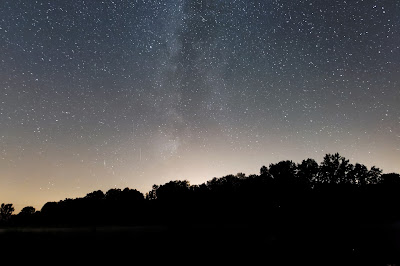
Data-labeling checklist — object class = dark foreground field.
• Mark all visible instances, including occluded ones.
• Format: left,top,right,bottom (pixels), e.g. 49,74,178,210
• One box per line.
1,222,399,264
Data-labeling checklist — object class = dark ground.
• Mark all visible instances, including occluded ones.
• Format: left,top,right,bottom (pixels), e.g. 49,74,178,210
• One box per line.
1,222,399,265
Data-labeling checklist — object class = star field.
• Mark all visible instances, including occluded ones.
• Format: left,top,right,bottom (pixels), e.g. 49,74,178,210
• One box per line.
1,0,399,211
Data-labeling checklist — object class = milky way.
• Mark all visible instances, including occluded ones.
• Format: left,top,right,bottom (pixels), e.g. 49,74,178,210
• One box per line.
1,0,399,211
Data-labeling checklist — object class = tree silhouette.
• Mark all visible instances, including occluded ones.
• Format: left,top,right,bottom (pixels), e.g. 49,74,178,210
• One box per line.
105,188,122,201
269,160,297,184
146,185,159,200
349,163,369,185
85,190,105,200
19,206,36,216
260,165,269,176
0,203,14,222
318,153,352,184
155,180,191,202
367,166,382,184
380,173,400,186
297,158,319,185
121,187,144,202
40,201,59,221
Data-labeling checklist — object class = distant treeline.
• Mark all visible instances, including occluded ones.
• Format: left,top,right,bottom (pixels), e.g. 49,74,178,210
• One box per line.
2,153,400,227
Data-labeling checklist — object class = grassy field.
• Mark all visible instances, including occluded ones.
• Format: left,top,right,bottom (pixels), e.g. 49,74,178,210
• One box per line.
1,223,399,264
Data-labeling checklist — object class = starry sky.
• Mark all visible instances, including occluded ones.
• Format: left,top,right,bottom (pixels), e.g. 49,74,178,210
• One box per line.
1,0,399,212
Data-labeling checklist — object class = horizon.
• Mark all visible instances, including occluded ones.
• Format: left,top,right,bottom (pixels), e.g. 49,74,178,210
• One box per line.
5,152,399,214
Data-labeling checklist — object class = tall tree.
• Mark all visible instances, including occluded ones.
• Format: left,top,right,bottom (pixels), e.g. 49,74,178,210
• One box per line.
349,163,369,186
297,158,319,184
260,165,269,176
368,166,382,184
0,203,14,221
269,160,297,184
319,153,352,184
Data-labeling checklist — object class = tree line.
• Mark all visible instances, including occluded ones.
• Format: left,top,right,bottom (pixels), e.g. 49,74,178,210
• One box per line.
1,153,400,227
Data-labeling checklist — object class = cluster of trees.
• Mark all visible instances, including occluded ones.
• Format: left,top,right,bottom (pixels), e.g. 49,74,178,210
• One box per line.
2,153,400,227
1,188,145,226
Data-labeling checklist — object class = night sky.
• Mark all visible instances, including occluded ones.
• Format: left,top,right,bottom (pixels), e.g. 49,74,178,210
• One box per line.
1,0,399,212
